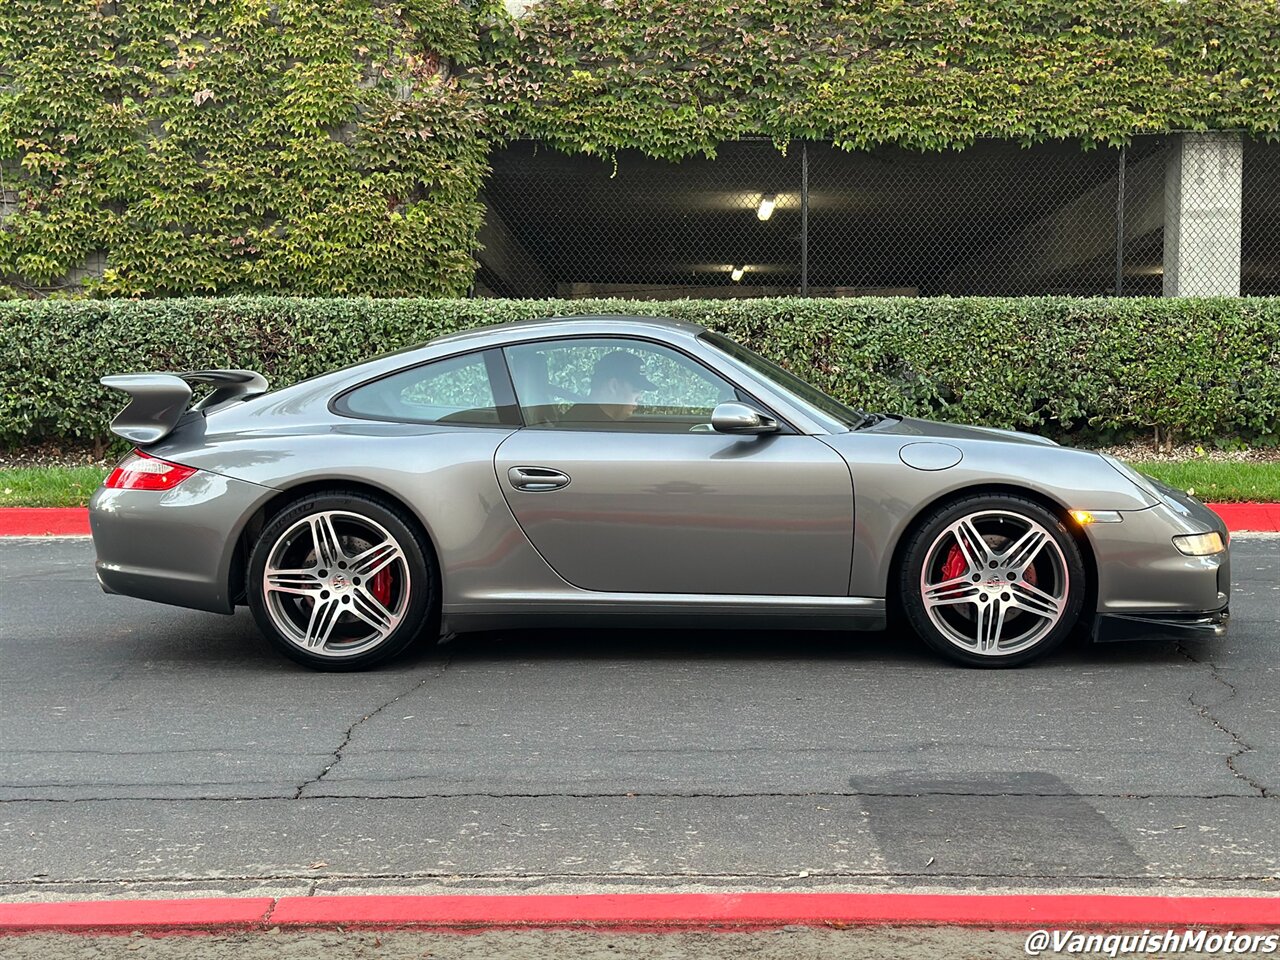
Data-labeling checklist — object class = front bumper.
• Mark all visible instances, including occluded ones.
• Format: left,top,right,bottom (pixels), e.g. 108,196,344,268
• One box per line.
1093,606,1229,643
89,470,274,615
1085,480,1230,642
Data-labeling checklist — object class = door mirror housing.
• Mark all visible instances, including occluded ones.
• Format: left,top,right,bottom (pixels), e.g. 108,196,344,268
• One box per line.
710,402,780,435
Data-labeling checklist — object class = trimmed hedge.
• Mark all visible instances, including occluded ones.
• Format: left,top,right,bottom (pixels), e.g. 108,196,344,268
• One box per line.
2,296,1278,449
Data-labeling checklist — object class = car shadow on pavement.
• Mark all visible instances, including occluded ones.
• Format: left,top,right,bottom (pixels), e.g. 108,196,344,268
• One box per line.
439,623,1199,670
97,605,1211,674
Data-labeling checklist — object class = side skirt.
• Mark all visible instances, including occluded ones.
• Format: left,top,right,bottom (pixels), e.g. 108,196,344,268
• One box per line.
442,592,886,634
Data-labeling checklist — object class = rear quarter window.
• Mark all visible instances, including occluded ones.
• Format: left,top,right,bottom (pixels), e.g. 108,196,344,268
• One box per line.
336,351,517,426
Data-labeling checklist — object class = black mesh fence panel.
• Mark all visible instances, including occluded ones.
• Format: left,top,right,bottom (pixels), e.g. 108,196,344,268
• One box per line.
1243,138,1280,296
479,140,803,298
478,134,1274,300
805,140,1125,296
1115,137,1167,298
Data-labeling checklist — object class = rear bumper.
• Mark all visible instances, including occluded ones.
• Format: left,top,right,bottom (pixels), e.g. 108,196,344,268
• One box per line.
1092,606,1230,643
89,471,273,615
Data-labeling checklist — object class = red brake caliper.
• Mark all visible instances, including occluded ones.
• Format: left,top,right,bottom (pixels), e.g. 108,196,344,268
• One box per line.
941,545,968,581
371,568,393,605
942,544,1037,585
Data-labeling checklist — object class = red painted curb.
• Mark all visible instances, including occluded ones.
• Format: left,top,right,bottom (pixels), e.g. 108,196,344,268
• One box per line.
1,502,1280,538
0,897,274,934
1209,502,1280,533
0,507,91,536
270,893,1280,930
2,894,1280,935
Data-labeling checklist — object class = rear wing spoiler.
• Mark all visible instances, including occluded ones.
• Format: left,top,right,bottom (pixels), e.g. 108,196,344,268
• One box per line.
100,369,269,445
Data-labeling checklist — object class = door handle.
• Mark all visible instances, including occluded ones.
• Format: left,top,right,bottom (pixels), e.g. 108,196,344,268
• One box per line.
508,466,571,492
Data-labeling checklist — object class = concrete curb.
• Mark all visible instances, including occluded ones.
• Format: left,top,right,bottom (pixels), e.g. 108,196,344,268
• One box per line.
3,893,1280,935
3,504,1280,538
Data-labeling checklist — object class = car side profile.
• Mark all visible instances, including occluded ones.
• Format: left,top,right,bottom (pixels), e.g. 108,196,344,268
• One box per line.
89,316,1230,670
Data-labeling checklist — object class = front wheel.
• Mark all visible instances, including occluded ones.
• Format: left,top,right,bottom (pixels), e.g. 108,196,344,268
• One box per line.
247,492,437,671
899,494,1085,667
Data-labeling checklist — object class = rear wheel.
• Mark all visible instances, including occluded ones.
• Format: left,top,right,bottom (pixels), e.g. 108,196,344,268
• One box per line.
900,494,1084,667
247,492,437,671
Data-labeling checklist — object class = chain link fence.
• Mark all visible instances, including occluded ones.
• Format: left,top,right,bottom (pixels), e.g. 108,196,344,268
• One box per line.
478,134,1279,299
1243,137,1280,296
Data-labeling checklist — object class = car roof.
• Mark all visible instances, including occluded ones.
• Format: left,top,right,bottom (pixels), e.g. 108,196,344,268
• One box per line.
222,316,717,425
427,315,708,350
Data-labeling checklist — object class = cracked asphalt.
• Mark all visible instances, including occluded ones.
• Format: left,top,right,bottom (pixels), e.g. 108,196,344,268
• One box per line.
1,537,1277,901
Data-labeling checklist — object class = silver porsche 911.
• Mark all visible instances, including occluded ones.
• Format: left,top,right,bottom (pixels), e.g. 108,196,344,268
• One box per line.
90,316,1230,670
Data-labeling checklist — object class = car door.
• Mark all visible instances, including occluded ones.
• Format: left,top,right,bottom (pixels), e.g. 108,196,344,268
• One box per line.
494,337,854,596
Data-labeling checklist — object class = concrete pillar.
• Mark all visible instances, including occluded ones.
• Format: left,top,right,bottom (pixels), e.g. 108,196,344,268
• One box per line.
1163,132,1243,296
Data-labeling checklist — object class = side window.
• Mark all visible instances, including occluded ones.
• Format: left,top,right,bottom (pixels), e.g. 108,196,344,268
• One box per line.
504,338,737,432
338,351,516,426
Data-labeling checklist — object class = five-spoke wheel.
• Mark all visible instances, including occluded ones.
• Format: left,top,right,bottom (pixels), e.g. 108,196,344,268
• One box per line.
248,493,437,670
901,495,1084,667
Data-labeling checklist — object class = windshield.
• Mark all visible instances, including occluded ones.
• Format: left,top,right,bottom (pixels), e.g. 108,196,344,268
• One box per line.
698,331,870,430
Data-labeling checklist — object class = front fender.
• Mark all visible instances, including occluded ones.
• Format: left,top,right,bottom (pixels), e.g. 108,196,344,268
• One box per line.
820,432,1156,599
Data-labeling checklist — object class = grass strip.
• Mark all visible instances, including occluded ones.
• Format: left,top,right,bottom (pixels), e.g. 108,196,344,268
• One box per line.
1137,461,1280,504
0,466,110,507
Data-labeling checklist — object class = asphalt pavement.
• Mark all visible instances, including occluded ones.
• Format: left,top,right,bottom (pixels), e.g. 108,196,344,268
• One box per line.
4,928,1261,960
1,538,1277,901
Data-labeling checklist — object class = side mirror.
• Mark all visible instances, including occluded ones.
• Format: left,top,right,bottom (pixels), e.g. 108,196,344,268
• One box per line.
710,401,779,435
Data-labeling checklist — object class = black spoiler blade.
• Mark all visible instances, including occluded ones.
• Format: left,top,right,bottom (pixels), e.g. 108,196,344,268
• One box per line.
100,369,269,445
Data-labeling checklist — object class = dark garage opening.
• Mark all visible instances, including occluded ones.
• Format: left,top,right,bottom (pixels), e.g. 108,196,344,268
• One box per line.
477,138,1183,299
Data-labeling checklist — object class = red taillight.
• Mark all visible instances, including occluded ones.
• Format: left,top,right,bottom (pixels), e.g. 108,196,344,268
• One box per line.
104,449,198,491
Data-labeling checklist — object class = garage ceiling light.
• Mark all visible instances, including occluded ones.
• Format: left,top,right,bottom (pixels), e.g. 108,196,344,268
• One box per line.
731,265,746,282
756,194,776,221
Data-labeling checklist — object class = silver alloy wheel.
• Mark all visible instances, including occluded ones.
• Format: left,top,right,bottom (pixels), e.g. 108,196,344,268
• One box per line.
262,510,410,659
918,509,1069,657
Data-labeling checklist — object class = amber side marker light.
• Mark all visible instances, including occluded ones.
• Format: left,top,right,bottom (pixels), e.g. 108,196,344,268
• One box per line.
1069,510,1123,526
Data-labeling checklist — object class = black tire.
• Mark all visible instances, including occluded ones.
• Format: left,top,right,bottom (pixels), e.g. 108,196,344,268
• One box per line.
899,493,1085,668
247,491,438,671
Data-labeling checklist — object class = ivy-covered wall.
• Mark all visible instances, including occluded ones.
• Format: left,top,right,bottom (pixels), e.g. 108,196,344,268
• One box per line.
5,0,1280,296
0,0,487,297
474,0,1280,159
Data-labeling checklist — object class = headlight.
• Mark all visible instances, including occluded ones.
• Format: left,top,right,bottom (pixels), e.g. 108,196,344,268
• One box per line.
1173,532,1226,556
